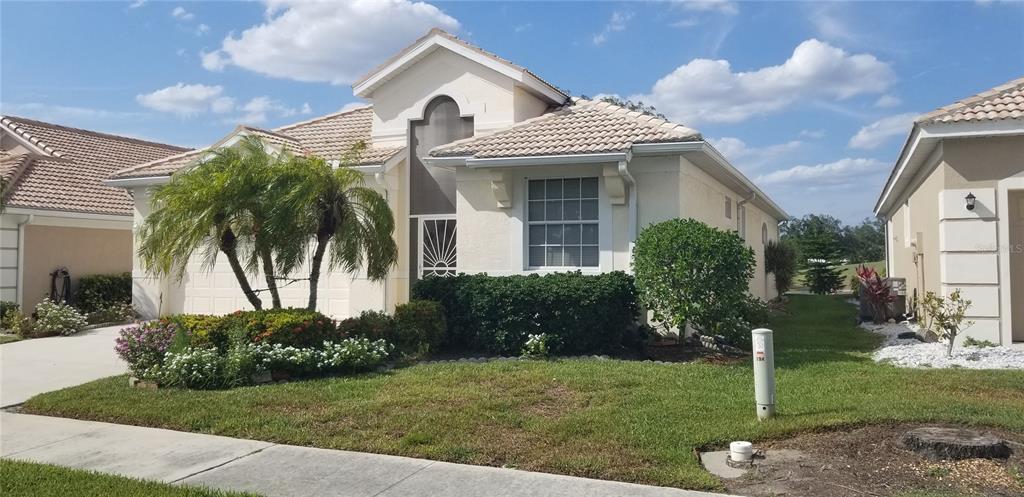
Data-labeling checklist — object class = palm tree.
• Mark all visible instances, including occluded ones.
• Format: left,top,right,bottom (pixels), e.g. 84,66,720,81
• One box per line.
273,145,397,311
137,136,291,310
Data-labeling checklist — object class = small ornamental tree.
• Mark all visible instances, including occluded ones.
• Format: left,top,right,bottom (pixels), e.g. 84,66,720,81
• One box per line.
632,219,756,346
921,290,973,357
764,240,797,297
802,229,844,294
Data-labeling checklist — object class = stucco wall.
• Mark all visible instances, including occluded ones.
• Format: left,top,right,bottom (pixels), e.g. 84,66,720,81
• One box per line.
22,224,132,312
943,136,1024,188
453,155,780,300
368,49,548,147
886,155,945,306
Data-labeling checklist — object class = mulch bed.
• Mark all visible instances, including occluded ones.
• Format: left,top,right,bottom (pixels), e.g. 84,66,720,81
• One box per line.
720,423,1024,497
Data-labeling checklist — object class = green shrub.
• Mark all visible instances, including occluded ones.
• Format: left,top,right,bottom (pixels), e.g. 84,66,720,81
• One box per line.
412,271,639,356
632,219,756,347
34,298,88,336
392,300,446,356
0,301,19,329
168,314,232,349
764,240,797,296
85,302,136,325
223,342,266,387
75,272,131,314
158,347,224,389
520,333,557,359
337,310,395,342
170,309,337,350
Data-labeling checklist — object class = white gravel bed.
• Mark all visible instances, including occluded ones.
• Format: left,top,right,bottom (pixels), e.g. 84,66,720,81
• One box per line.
860,321,1024,370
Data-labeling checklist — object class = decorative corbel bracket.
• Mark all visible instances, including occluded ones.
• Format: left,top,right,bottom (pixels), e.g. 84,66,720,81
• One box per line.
604,162,627,205
490,170,513,208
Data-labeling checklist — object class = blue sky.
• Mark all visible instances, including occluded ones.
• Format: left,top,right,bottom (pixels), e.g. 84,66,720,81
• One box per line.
2,1,1022,223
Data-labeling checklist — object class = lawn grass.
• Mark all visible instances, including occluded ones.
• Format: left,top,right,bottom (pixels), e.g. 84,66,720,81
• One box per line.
0,459,260,497
22,295,1024,491
0,334,22,344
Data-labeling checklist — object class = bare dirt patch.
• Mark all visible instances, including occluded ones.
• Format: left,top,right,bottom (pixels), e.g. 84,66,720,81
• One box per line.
719,424,1024,497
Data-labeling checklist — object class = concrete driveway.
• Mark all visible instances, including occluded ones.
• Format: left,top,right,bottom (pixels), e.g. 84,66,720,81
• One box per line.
0,324,127,407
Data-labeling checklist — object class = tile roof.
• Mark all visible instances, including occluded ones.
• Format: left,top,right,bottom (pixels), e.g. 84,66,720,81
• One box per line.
112,106,403,180
1,116,189,216
917,76,1024,124
430,98,701,158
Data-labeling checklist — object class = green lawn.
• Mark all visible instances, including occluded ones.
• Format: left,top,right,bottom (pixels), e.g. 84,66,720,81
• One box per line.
22,295,1024,491
0,459,260,497
0,334,22,344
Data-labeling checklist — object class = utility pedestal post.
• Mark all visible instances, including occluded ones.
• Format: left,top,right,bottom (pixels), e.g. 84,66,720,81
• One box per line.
752,328,775,420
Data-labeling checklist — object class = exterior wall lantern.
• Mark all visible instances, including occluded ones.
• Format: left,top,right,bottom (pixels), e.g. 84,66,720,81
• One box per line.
965,192,977,211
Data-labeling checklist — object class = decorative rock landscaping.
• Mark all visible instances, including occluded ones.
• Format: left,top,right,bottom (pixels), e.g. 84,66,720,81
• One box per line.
862,321,1024,370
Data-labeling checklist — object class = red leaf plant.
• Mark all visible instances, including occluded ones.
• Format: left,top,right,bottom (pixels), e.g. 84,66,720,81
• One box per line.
857,265,894,324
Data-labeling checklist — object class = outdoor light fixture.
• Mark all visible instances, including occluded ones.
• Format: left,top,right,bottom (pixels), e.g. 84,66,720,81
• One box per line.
965,192,977,211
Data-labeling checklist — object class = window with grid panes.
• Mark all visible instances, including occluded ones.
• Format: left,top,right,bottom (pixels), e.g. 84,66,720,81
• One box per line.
527,177,599,268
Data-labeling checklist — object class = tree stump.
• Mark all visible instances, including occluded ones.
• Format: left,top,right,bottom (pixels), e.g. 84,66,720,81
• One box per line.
901,427,1011,461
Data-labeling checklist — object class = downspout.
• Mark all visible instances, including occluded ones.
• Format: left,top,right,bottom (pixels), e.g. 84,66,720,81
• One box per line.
617,157,637,251
15,214,34,306
736,190,756,234
374,170,390,312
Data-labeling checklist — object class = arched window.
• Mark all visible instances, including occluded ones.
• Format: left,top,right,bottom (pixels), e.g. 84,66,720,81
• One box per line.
762,222,769,245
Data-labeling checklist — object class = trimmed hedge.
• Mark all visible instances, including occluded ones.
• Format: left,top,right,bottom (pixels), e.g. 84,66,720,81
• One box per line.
170,309,337,350
337,300,446,357
412,271,639,355
76,272,132,314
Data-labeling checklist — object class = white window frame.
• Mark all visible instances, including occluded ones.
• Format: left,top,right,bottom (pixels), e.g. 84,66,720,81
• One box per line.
725,195,733,219
524,176,602,270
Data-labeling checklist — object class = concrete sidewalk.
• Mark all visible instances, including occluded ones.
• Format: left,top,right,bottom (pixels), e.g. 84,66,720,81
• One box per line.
1,412,727,497
0,324,126,407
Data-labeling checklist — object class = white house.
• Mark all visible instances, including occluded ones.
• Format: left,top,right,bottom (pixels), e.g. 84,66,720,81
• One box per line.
875,76,1024,346
108,29,789,319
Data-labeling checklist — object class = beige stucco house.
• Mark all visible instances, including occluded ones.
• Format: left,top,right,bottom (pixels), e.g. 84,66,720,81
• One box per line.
875,76,1024,346
0,116,189,312
108,29,788,319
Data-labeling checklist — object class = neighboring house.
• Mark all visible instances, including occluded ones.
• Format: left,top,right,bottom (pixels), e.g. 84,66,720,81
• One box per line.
0,116,189,312
875,76,1024,346
108,29,788,319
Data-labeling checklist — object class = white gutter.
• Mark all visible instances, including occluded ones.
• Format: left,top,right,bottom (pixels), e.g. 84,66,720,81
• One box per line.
617,158,638,243
105,175,172,188
465,152,628,168
736,191,756,233
15,214,33,306
4,207,131,222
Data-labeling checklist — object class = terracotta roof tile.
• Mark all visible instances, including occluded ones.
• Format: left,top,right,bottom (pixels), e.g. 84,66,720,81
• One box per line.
430,99,701,158
1,116,189,215
918,76,1024,124
113,106,402,180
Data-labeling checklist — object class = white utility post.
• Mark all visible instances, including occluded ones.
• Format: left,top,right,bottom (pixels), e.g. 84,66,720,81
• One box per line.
752,328,775,420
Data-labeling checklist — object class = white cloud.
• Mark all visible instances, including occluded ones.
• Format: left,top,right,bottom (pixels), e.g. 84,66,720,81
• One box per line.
136,83,225,116
674,0,739,16
211,97,236,114
848,112,917,149
710,137,802,170
171,6,194,21
237,96,304,124
201,0,459,85
196,23,210,36
631,39,895,125
756,158,888,188
128,0,147,9
808,4,858,45
300,103,312,115
799,129,826,139
874,94,902,108
592,11,632,46
513,22,532,33
671,18,700,29
0,101,146,122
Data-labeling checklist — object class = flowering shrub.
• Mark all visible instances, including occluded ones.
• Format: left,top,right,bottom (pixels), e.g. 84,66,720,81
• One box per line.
34,298,88,336
521,333,556,359
254,343,318,374
316,338,392,372
223,342,267,387
159,347,223,389
85,302,137,325
114,320,178,377
856,265,893,324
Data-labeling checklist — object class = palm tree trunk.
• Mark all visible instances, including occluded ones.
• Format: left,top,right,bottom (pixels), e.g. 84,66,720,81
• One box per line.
306,232,330,311
220,228,262,310
258,243,282,309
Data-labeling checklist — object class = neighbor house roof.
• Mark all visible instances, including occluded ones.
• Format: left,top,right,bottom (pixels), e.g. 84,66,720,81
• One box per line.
917,76,1024,124
0,116,189,216
110,106,403,181
874,76,1024,216
430,98,701,158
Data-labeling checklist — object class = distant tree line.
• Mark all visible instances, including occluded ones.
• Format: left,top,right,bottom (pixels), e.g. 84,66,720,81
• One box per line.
780,214,885,294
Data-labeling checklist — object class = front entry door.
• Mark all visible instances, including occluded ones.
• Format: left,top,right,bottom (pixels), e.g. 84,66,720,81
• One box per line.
1010,191,1024,342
